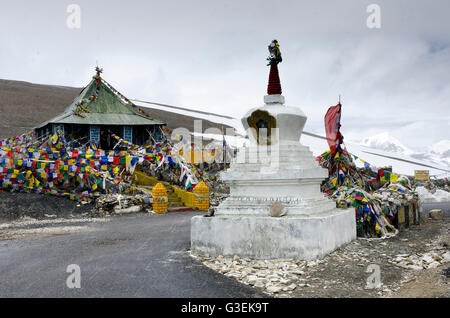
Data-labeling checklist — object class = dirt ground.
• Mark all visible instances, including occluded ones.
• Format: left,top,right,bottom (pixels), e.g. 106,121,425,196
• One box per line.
0,192,104,241
286,217,449,298
0,192,92,222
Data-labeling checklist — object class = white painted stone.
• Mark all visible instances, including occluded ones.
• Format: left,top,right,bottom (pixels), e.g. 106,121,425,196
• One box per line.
114,205,142,214
422,254,434,263
254,281,265,288
287,283,297,291
407,265,423,271
427,261,440,269
442,251,450,261
266,285,283,293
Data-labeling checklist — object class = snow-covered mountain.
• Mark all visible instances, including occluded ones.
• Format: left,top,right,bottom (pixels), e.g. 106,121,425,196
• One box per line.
356,133,450,173
413,139,450,169
360,132,414,156
429,140,450,158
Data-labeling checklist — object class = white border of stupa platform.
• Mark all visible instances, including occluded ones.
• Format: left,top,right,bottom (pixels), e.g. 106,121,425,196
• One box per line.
191,208,356,260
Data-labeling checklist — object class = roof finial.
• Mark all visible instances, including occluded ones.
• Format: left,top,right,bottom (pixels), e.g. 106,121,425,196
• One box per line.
95,65,103,77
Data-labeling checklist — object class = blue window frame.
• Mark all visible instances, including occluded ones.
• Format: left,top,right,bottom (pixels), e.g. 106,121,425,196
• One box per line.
123,126,133,143
90,126,100,142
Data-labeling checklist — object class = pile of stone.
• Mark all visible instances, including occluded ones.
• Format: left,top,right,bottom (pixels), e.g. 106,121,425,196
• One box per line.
191,253,325,296
390,249,450,270
93,194,151,215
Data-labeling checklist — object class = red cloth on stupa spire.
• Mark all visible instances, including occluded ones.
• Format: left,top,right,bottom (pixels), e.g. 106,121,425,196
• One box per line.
267,63,282,95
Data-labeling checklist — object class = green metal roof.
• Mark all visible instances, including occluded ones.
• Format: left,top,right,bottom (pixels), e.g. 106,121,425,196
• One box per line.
36,77,165,128
48,113,163,125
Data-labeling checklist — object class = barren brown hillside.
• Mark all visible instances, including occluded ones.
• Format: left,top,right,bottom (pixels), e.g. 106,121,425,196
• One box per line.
0,79,231,140
0,79,81,139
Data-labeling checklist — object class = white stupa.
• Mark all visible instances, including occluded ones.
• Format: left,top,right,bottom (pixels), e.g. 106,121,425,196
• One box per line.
191,42,356,260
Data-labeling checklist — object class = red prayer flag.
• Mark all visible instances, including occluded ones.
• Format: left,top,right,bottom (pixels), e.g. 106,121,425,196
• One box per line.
324,103,342,154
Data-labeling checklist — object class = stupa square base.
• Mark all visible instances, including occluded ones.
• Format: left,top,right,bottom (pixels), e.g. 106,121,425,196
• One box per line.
191,209,356,260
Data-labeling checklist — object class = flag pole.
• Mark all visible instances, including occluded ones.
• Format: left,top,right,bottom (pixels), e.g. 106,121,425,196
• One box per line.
222,126,226,166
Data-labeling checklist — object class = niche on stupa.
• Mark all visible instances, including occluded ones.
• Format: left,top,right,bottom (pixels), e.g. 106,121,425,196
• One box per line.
246,110,276,145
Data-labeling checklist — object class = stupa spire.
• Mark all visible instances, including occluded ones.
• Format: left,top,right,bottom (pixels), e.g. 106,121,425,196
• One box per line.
266,40,282,95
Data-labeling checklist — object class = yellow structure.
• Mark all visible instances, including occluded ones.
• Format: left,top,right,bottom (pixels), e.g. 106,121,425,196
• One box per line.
134,170,159,186
397,206,405,224
174,187,196,207
194,181,210,211
152,183,168,213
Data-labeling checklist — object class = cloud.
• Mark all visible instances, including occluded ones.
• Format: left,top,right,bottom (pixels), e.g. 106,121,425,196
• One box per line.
0,0,449,151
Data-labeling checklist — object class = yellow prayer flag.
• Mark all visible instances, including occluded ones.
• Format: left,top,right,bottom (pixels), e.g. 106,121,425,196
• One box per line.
332,178,337,186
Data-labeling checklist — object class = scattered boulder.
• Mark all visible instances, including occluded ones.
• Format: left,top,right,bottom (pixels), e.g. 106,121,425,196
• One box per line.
429,209,443,220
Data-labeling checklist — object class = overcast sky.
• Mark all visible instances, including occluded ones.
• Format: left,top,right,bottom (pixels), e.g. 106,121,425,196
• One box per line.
0,0,449,151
